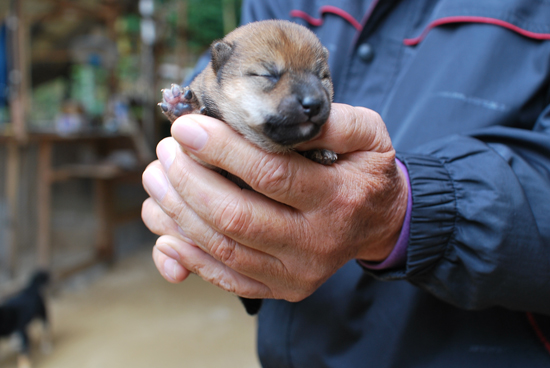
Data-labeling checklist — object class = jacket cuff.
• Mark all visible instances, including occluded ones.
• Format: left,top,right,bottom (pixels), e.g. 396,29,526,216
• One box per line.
363,154,456,281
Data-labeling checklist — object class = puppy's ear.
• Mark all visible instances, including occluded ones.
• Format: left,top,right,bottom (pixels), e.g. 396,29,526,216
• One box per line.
211,41,234,75
322,46,329,60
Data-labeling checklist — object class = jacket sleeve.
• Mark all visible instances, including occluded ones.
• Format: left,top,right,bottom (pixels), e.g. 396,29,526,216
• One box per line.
241,0,292,24
372,102,550,316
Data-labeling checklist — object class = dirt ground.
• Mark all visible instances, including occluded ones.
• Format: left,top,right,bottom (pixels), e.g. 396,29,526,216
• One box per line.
0,247,261,368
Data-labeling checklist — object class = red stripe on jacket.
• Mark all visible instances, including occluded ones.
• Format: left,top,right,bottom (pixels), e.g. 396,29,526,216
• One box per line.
290,5,362,31
404,16,550,46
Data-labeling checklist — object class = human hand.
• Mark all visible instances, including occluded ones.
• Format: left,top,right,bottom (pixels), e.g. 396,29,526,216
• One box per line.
142,103,408,301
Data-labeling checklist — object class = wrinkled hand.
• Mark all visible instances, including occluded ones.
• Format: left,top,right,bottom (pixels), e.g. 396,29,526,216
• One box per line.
142,103,408,302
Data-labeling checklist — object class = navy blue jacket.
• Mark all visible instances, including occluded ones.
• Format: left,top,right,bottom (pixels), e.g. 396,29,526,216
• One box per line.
225,0,550,367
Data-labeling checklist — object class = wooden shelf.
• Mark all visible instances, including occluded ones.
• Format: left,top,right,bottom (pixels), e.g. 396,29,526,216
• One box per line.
2,0,153,281
51,163,123,181
0,126,134,141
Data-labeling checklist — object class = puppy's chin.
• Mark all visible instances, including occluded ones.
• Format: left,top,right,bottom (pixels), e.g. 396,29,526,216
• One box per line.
262,116,324,148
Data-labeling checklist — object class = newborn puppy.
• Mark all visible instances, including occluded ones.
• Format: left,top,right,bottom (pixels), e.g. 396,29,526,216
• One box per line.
160,19,336,165
159,20,337,314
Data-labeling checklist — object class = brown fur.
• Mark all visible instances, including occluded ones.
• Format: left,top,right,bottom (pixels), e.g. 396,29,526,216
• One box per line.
160,20,335,160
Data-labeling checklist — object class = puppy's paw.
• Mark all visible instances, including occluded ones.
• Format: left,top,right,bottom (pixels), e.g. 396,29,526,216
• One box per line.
301,149,338,165
158,85,200,123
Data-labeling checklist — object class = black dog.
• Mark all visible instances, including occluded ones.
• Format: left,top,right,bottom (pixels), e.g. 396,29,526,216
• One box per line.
0,271,51,368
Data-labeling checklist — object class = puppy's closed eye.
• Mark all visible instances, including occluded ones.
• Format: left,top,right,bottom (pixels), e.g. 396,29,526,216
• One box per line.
248,72,280,83
159,19,336,161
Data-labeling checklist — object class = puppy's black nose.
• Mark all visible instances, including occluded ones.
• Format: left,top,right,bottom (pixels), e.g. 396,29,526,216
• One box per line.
300,96,322,118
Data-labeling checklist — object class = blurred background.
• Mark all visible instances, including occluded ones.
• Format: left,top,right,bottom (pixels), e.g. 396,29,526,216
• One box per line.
0,0,259,367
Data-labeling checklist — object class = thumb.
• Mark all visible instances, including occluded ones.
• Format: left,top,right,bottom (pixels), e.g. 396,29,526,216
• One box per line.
297,103,393,154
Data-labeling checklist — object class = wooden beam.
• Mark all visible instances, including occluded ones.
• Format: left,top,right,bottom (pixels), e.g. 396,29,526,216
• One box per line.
37,0,120,23
37,141,52,268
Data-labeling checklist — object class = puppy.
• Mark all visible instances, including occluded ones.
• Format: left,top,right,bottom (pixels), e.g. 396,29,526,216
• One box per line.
159,19,337,165
159,20,336,315
0,271,51,368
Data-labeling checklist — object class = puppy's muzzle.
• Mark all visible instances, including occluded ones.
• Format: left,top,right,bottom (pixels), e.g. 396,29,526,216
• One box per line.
263,97,329,146
263,78,330,147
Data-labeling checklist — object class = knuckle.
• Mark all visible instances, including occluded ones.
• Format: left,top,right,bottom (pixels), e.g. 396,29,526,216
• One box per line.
163,200,187,223
210,272,237,294
212,195,253,237
249,155,293,195
171,163,193,193
205,231,239,266
369,111,392,151
327,189,361,222
273,265,325,303
354,107,392,152
343,189,365,211
194,265,237,294
301,268,324,291
367,108,383,123
297,265,336,299
284,285,315,302
356,106,383,127
235,283,266,299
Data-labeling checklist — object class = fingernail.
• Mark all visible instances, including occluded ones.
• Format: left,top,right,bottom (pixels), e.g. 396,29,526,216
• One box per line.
163,258,183,282
156,243,180,261
172,118,208,151
143,167,168,201
157,138,177,171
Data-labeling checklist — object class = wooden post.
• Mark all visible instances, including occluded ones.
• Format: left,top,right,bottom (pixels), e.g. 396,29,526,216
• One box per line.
5,141,20,277
4,0,29,277
36,141,52,268
94,179,114,262
8,0,28,142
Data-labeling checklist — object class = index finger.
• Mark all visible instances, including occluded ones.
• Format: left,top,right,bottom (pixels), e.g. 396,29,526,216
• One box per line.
169,114,336,209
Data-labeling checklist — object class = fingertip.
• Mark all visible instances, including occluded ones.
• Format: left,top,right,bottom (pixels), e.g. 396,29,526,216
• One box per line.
171,116,209,151
152,246,190,283
157,137,178,171
163,258,187,283
142,165,169,202
141,197,154,223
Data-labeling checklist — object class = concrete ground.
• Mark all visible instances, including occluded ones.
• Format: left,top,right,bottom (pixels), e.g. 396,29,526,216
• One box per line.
0,248,261,368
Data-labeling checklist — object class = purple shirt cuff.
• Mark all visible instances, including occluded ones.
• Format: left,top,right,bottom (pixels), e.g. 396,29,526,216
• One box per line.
359,159,412,270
